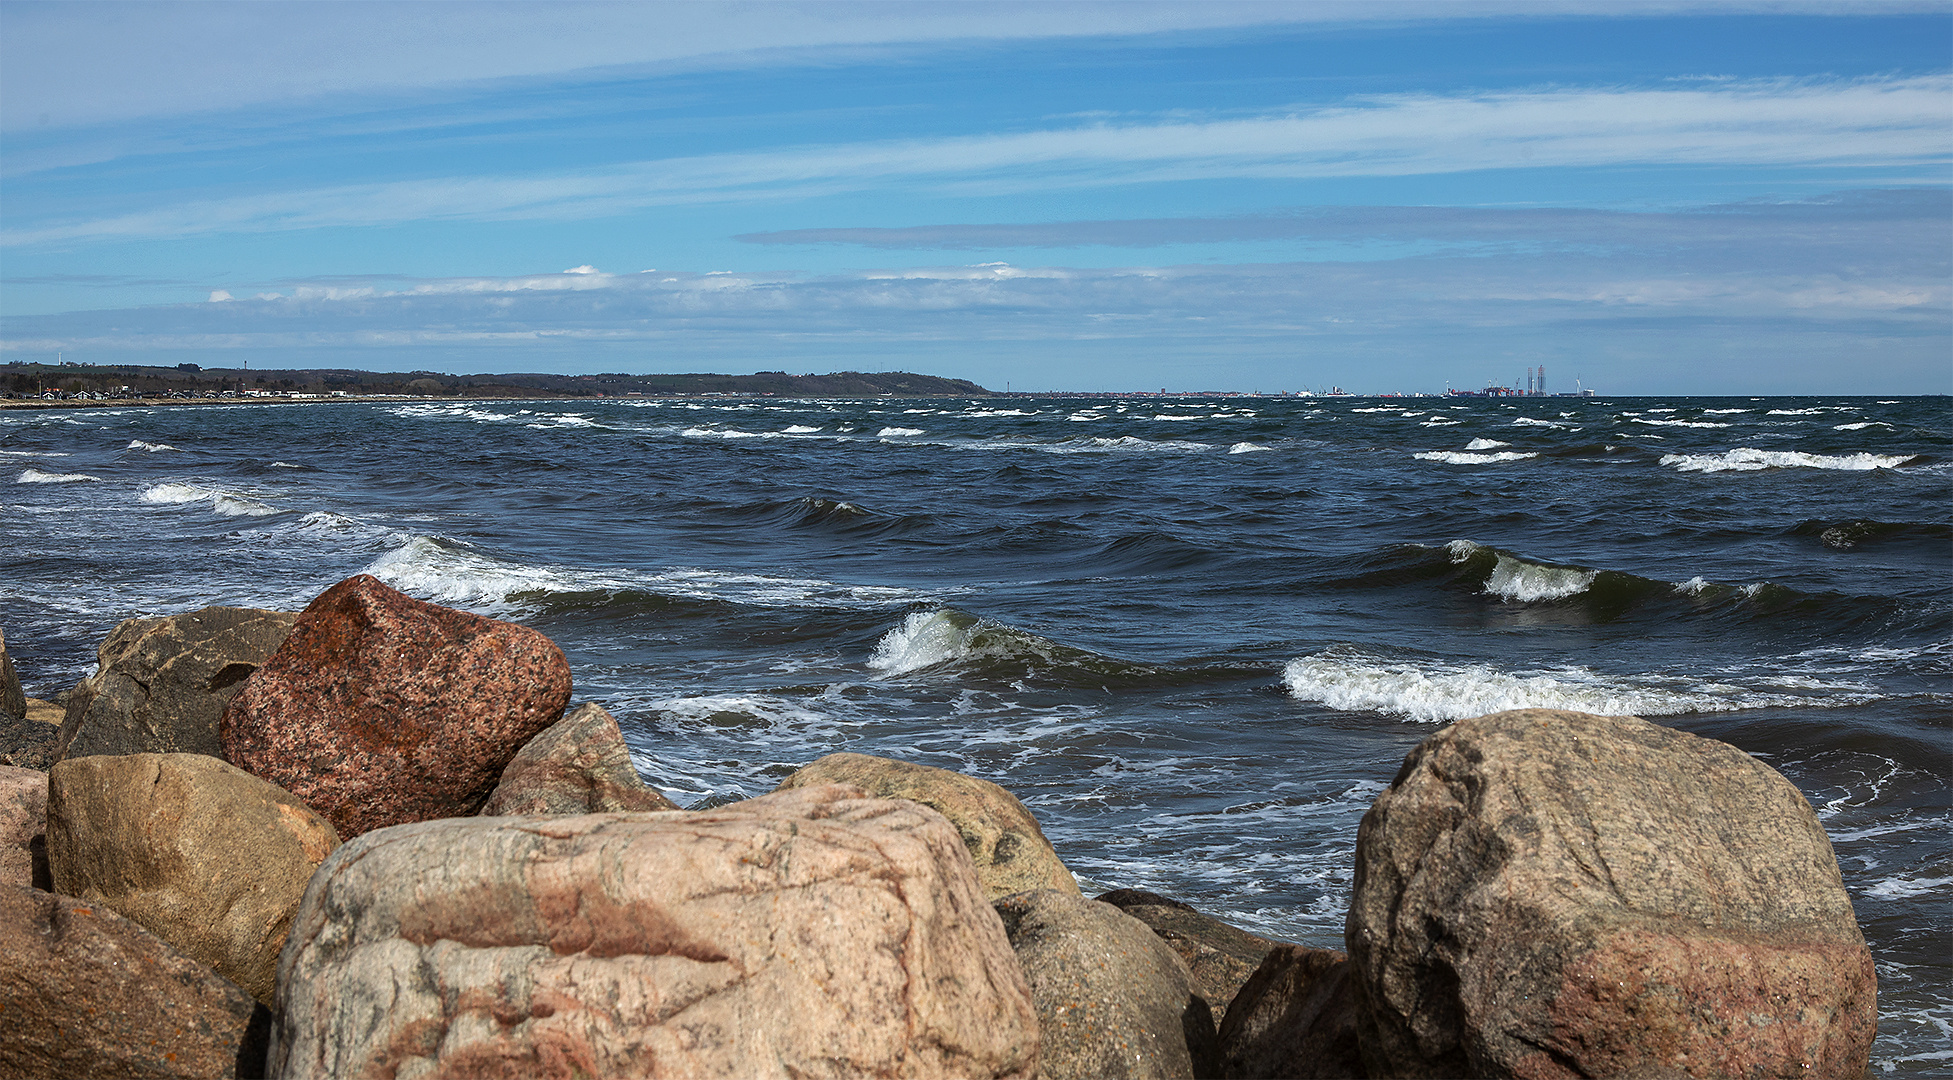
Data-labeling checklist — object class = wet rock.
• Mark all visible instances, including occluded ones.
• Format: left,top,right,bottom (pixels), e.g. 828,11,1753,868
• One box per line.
777,751,1078,900
0,625,24,719
55,606,297,762
1216,944,1367,1079
220,574,572,838
994,888,1219,1080
0,765,50,889
1098,887,1287,1022
47,752,341,1006
0,884,271,1080
481,701,677,815
1347,708,1877,1079
272,783,1037,1080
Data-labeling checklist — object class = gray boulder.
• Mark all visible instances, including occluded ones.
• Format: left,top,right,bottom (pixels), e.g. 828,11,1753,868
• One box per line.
994,888,1219,1079
0,884,270,1079
1216,944,1366,1079
1348,708,1877,1079
777,751,1078,900
0,625,24,719
57,606,296,761
0,707,59,770
481,701,678,814
272,784,1038,1080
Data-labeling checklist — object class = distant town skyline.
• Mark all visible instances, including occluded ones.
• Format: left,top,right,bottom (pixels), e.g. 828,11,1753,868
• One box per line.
2,1,1947,395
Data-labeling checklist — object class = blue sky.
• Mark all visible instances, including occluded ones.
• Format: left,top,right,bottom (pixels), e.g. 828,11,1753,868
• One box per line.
1,1,1947,394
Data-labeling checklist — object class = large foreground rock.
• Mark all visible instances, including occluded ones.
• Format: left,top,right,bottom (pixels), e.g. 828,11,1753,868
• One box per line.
481,701,677,815
995,888,1219,1080
0,884,269,1079
1216,944,1366,1079
47,752,341,1006
55,606,297,762
0,625,24,719
272,783,1038,1080
777,751,1078,900
1348,708,1876,1079
1099,888,1286,1022
221,574,572,838
0,765,49,888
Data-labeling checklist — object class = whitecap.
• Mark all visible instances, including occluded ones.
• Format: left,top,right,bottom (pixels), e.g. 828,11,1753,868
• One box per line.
1419,419,1463,427
1152,414,1207,421
1660,449,1917,473
126,440,178,452
1633,418,1730,428
271,461,305,468
782,425,822,433
1464,438,1510,450
139,482,278,516
1413,450,1537,464
1511,417,1570,428
1703,409,1751,415
878,427,925,437
1281,650,1858,722
1227,442,1270,454
1864,874,1953,900
1766,408,1825,416
1833,422,1889,431
1483,555,1597,601
17,468,99,483
870,610,978,675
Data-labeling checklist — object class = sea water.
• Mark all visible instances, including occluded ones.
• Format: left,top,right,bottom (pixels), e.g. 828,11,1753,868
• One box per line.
3,393,1947,1069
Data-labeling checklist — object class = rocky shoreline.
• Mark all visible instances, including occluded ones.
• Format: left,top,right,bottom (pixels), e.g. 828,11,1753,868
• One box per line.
0,578,1878,1078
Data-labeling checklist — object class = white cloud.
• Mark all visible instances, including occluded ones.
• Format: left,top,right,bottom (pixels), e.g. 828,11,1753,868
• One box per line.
10,1,1912,132
6,76,1947,248
207,289,233,302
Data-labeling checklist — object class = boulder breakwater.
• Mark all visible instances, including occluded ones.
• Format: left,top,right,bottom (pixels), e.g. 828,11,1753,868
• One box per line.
0,575,1878,1079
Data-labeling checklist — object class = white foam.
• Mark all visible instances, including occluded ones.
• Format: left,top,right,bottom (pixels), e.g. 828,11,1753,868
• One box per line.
0,450,68,457
1633,418,1730,428
1152,414,1207,421
389,404,525,423
1282,651,1847,722
682,427,773,439
1446,539,1482,562
1675,576,1712,595
1511,417,1571,428
1419,419,1463,427
1864,874,1953,900
139,481,278,516
126,440,177,452
1767,408,1825,416
1464,438,1510,450
1483,555,1597,601
878,426,925,437
362,536,926,614
1066,412,1103,422
1702,408,1750,414
1054,436,1211,454
1660,449,1917,473
1414,450,1537,464
17,468,99,483
1833,422,1889,431
965,409,1033,417
271,461,304,468
1228,442,1271,454
782,425,822,433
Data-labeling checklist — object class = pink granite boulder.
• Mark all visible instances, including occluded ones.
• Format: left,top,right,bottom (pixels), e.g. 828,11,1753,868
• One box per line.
219,574,572,838
0,884,269,1080
271,783,1038,1079
481,702,677,815
0,765,49,889
1347,708,1876,1079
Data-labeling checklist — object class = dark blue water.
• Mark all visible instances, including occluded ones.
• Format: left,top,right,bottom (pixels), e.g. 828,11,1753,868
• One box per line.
4,393,1947,1069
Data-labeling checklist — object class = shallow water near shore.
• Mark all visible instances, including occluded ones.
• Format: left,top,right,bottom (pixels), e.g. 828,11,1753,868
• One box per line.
4,392,1948,1069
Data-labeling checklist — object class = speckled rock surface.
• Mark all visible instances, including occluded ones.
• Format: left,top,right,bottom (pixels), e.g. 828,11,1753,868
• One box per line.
481,702,677,815
0,765,49,889
1347,708,1876,1079
994,888,1219,1080
56,606,297,762
777,751,1077,900
0,884,270,1080
219,574,572,838
1098,888,1287,1022
1216,944,1366,1079
47,752,341,1006
271,783,1038,1080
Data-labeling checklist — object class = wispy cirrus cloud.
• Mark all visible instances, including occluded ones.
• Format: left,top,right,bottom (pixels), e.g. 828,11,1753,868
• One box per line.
7,76,1947,248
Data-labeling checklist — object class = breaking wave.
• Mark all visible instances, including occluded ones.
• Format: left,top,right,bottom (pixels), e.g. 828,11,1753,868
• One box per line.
141,482,278,516
1282,646,1879,722
1661,449,1920,473
18,467,99,483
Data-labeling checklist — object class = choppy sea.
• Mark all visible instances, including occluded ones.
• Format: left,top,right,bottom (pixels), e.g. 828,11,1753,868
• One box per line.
3,393,1947,1069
